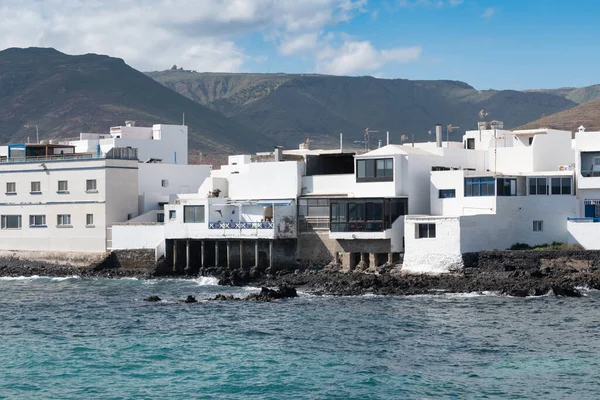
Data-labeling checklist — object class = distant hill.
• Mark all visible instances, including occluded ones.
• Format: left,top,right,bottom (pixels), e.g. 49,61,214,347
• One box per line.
516,99,600,131
147,71,579,146
0,48,268,161
524,84,600,105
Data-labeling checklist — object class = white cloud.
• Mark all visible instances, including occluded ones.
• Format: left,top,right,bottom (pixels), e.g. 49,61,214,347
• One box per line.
316,40,422,75
482,7,496,19
0,0,369,72
397,0,463,7
278,33,321,56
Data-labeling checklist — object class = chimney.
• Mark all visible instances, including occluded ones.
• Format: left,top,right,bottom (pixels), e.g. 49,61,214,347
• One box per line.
274,146,283,162
435,124,443,147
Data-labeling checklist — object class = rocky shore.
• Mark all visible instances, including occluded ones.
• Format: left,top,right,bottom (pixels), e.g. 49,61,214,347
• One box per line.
3,250,600,298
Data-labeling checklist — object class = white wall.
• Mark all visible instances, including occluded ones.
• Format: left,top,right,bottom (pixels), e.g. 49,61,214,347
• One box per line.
430,171,497,216
138,163,211,213
111,224,165,251
219,161,303,200
567,221,600,249
302,174,355,196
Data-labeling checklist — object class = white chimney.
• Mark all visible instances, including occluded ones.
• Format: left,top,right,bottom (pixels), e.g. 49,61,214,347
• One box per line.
435,124,443,147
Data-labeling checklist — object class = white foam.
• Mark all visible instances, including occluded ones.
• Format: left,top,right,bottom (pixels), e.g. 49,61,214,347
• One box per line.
0,275,80,281
195,276,220,286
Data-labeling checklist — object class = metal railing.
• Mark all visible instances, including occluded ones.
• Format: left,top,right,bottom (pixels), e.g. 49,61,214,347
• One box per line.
567,217,600,223
0,153,103,164
208,221,274,229
330,221,390,232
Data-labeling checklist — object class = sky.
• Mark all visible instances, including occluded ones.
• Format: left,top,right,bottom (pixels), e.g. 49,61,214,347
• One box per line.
0,0,598,90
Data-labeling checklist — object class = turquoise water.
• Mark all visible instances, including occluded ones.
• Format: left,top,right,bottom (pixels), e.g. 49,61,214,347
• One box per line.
1,277,599,399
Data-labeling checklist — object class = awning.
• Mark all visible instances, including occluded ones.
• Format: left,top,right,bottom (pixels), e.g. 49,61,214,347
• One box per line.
256,199,293,207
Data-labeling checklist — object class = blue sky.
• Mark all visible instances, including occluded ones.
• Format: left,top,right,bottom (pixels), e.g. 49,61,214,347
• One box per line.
1,0,598,90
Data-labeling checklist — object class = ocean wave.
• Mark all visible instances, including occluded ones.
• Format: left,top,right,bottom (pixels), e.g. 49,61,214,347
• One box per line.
0,275,80,281
195,276,220,286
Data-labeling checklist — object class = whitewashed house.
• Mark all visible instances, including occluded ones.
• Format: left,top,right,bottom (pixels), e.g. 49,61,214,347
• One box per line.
0,122,210,260
403,125,577,273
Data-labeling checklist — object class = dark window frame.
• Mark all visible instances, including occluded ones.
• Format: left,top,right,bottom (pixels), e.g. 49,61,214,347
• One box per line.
439,189,456,198
329,198,407,232
183,205,205,223
464,177,495,197
356,158,394,182
416,223,436,238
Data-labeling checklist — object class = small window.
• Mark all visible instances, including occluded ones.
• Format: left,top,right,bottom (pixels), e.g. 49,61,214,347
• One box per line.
184,206,205,223
31,181,41,193
57,214,71,226
161,179,169,188
58,180,68,192
169,210,176,220
6,182,16,194
29,215,46,227
529,177,547,195
466,138,475,150
127,213,133,220
86,179,97,192
86,214,94,226
416,223,436,238
1,215,22,229
561,177,572,195
157,213,165,223
356,158,393,182
439,189,456,198
533,220,543,232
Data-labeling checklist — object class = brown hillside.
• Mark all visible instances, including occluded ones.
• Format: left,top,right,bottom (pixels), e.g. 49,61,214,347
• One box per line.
516,99,600,131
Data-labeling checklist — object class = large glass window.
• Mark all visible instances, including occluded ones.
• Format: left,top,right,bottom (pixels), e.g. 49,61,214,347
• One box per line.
184,206,205,223
529,177,548,195
1,215,21,229
298,198,330,232
356,158,393,182
465,177,495,197
330,198,408,232
497,178,516,196
551,177,572,195
57,214,71,226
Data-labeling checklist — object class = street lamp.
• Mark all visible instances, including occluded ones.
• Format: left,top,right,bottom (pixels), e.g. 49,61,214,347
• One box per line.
24,124,39,144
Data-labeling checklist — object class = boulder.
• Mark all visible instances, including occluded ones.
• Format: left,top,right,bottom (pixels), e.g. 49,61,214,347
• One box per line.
144,295,162,302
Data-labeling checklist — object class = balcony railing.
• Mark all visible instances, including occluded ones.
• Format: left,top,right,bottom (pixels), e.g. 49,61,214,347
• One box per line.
208,221,274,229
0,153,104,164
330,221,390,232
568,217,600,223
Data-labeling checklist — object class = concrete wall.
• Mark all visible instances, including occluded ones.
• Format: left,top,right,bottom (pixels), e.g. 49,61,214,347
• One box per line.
111,224,165,250
567,221,600,249
138,163,210,213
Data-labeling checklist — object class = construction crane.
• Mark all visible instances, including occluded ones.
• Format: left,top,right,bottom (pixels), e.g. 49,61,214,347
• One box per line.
446,124,460,145
364,127,379,151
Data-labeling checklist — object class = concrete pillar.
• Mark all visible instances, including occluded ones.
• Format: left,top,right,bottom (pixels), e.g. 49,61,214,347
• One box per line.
215,241,219,267
269,241,273,268
388,252,393,264
360,252,366,263
185,240,190,272
240,241,243,269
226,240,231,269
173,240,178,272
201,241,205,268
255,240,259,266
369,253,377,268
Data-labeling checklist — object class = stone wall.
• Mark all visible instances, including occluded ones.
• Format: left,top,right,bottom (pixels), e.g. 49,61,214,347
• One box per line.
463,250,600,271
94,249,159,274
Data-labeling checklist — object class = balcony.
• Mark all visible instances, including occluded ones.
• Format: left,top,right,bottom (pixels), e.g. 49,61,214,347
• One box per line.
209,221,274,229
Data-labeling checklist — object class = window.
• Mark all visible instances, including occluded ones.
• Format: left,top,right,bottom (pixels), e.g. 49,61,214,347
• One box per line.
31,181,41,193
157,213,165,223
57,214,71,227
329,198,408,232
58,180,68,192
439,189,456,198
161,179,169,188
417,223,436,238
529,178,547,195
86,214,94,226
465,177,495,197
497,178,517,197
551,177,572,195
86,179,97,192
1,215,21,229
298,198,330,232
466,138,475,150
184,206,205,223
6,182,16,194
169,210,176,220
29,215,46,227
528,137,534,145
356,158,393,182
533,220,543,232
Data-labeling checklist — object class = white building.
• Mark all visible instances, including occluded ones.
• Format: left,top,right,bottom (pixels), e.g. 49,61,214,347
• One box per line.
0,122,210,260
403,125,578,273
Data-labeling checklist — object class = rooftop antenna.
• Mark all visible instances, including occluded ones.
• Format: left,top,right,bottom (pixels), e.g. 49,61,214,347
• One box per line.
446,124,460,146
182,112,185,126
364,127,379,151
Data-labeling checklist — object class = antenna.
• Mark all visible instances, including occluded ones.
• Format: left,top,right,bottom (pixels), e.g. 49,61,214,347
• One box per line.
182,112,185,126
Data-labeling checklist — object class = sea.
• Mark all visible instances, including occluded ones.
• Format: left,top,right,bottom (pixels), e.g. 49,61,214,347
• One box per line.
1,277,599,399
